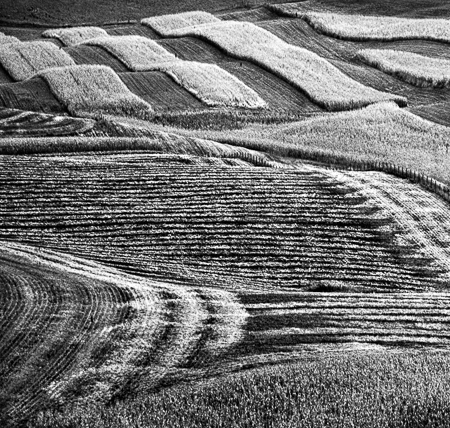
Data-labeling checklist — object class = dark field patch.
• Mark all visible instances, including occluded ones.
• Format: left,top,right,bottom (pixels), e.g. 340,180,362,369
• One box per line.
0,77,65,114
120,71,205,112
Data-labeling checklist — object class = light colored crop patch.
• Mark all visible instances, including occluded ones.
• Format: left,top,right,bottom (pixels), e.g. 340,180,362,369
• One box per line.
37,65,153,118
141,11,220,35
161,61,267,108
83,35,177,71
301,12,450,43
150,19,405,111
42,27,108,46
84,35,265,108
357,49,450,88
0,41,75,81
0,32,20,44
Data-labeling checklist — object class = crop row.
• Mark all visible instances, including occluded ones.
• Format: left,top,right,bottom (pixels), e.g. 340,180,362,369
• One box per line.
0,241,246,419
0,153,446,292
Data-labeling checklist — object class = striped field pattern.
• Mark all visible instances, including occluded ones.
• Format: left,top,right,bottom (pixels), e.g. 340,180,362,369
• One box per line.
143,18,406,110
0,41,75,81
42,27,108,46
82,35,266,108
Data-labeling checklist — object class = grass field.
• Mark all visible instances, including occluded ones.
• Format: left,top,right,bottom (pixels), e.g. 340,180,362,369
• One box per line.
0,41,75,81
2,2,450,427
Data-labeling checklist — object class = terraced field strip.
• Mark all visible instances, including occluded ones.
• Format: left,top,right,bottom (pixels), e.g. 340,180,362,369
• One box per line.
142,14,406,111
0,77,66,114
0,41,75,81
142,11,221,34
0,241,246,418
0,153,446,291
82,35,266,109
258,18,450,108
357,49,450,88
297,11,450,43
0,107,95,137
238,291,450,354
42,27,108,46
37,65,153,118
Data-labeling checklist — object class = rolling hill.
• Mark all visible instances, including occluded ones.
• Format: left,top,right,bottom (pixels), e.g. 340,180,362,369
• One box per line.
1,1,450,427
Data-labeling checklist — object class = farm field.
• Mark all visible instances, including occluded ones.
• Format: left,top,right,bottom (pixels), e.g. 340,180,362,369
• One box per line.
2,1,450,427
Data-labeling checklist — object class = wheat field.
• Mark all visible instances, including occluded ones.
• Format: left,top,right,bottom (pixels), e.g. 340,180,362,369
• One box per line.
42,27,109,46
301,11,450,43
0,41,75,81
37,65,153,117
141,11,220,35
357,49,450,88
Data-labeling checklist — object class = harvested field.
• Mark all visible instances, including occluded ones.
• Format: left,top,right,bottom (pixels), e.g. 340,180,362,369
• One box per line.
0,77,65,114
158,37,231,63
141,11,220,35
104,24,160,39
0,108,95,137
218,7,279,22
409,102,450,127
120,71,205,112
64,45,129,72
357,49,450,88
219,61,322,113
149,19,406,111
37,65,153,118
42,27,108,46
0,41,75,81
0,241,246,419
0,63,14,84
0,153,447,291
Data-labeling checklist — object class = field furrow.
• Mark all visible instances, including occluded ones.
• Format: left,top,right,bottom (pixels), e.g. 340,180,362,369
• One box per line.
0,241,246,417
0,153,447,292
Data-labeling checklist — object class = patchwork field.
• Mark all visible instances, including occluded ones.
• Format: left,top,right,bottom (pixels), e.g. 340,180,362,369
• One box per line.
1,1,450,427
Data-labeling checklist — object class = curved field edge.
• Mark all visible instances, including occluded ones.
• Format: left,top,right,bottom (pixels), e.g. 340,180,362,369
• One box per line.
356,49,450,88
0,131,277,167
138,102,450,186
0,108,95,137
141,19,406,111
0,241,247,421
